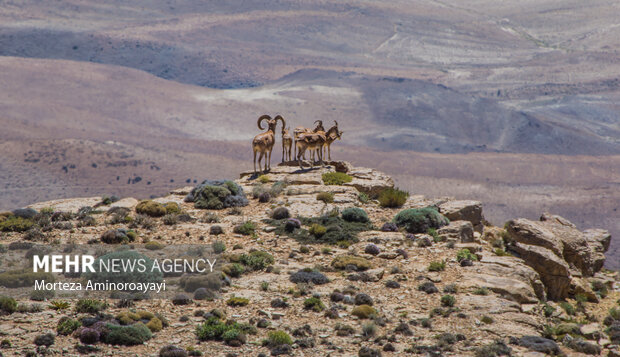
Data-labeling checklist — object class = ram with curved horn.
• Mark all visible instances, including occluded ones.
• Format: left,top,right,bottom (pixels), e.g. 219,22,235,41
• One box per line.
322,120,343,161
252,114,285,173
293,120,325,161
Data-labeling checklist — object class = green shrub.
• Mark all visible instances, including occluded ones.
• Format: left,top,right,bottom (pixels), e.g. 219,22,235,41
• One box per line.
351,305,377,319
481,315,494,324
322,172,353,185
362,322,377,337
162,214,178,225
316,192,335,203
178,274,221,295
258,175,270,184
144,241,164,250
196,316,255,342
393,207,449,234
102,322,153,346
0,296,17,314
100,228,136,244
222,263,245,278
473,287,489,296
164,202,181,214
212,241,226,254
456,249,478,262
186,180,248,210
441,295,456,307
493,248,511,257
233,221,256,236
474,340,511,357
303,297,325,312
331,255,372,271
265,214,371,246
267,330,293,346
358,192,370,204
135,200,166,217
226,296,249,307
609,307,620,320
56,317,80,335
378,188,409,208
75,299,107,313
0,216,34,232
145,317,163,332
428,260,446,272
222,328,245,345
239,251,274,271
85,250,163,292
560,302,576,316
0,269,54,288
49,300,70,310
30,289,55,301
543,304,556,317
341,207,369,223
309,223,327,237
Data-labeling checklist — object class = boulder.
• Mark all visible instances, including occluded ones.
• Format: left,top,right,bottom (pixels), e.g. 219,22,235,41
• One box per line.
343,167,394,196
461,254,546,303
505,214,604,300
438,200,483,232
583,229,611,273
437,220,474,243
517,336,560,355
510,242,571,300
539,213,594,276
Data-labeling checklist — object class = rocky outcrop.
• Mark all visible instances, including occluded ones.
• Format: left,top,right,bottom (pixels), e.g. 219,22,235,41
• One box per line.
584,229,612,273
461,253,546,303
438,200,484,232
437,220,474,243
505,213,611,300
238,161,393,197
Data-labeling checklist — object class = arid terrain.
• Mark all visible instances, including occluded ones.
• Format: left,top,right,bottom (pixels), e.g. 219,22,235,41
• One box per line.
0,163,618,356
1,0,619,268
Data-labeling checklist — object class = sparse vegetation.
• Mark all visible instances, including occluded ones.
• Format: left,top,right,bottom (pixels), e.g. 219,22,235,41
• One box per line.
267,330,293,346
309,223,327,237
456,249,478,262
186,180,248,210
441,294,456,307
316,192,334,203
322,172,353,185
303,297,325,312
351,305,377,319
233,221,256,235
428,260,446,272
378,187,409,208
331,255,372,270
75,298,107,313
226,296,249,307
0,215,34,232
239,251,274,271
393,207,449,233
102,322,153,346
341,207,369,223
56,317,80,335
135,200,167,217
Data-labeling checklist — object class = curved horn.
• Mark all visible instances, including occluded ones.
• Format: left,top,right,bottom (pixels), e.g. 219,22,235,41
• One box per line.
314,120,323,126
334,120,338,127
274,115,286,129
257,114,272,130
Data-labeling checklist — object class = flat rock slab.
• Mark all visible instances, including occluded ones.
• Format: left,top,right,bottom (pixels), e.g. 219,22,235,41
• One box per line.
27,196,102,212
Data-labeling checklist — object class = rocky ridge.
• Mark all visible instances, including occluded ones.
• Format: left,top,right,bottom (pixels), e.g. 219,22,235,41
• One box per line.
0,161,617,356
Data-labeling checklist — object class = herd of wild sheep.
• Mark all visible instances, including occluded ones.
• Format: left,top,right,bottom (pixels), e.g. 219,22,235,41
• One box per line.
252,115,343,173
